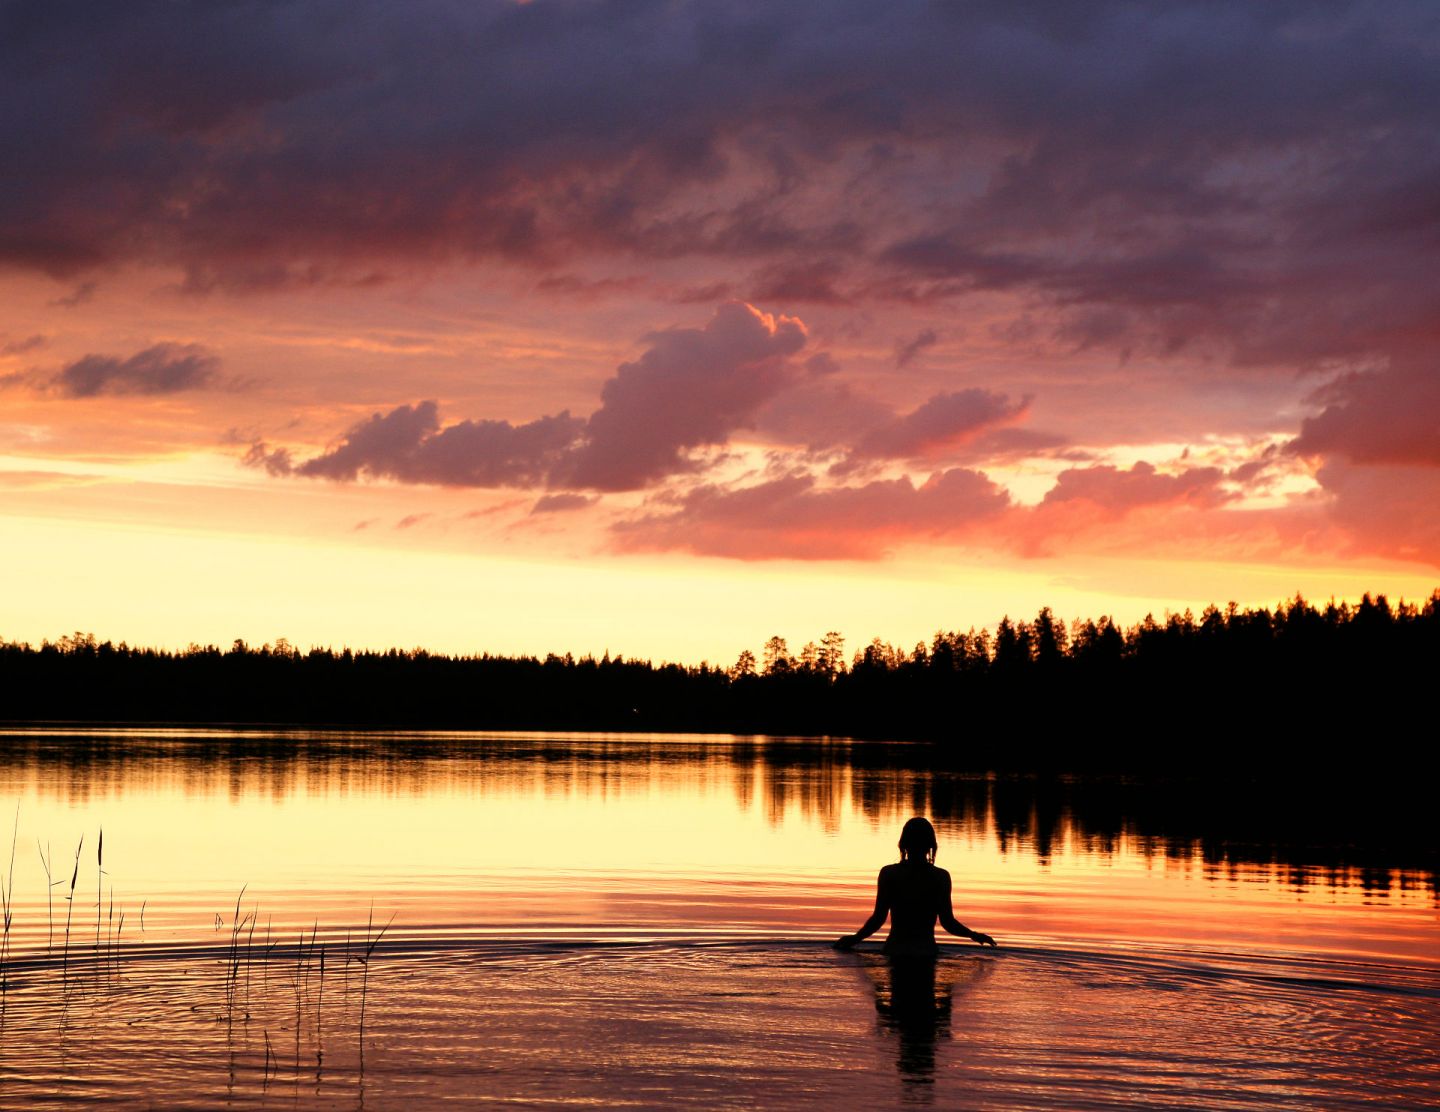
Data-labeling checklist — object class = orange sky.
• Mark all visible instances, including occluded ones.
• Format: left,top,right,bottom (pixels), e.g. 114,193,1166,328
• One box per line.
2,3,1436,662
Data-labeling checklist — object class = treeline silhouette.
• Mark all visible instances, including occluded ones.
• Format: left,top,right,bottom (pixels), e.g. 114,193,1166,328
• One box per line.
1,591,1436,764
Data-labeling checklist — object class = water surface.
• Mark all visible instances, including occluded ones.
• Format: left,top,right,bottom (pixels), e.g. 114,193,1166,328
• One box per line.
0,728,1434,1108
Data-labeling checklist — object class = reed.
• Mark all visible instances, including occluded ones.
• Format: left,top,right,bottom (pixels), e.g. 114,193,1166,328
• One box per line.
38,840,55,955
61,835,82,982
224,887,253,1024
291,927,306,1071
316,940,325,1065
1,807,18,1004
354,904,393,1046
94,827,102,957
244,912,257,1014
112,904,125,982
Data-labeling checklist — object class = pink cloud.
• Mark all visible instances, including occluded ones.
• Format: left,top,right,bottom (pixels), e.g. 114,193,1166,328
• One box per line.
554,302,811,491
1291,357,1440,467
613,468,1011,559
1311,459,1440,565
852,389,1031,460
259,302,816,492
1041,461,1230,513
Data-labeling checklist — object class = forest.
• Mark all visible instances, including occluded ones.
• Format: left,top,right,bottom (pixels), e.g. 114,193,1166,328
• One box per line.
1,591,1435,761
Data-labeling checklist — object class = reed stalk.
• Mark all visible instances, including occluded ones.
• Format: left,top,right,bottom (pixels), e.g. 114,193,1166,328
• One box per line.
1,807,18,1004
38,840,54,956
224,887,252,1024
355,905,393,1046
61,835,82,982
94,827,102,957
244,911,257,1014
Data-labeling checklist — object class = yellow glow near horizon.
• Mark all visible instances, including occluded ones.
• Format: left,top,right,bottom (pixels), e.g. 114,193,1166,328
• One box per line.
3,509,1434,663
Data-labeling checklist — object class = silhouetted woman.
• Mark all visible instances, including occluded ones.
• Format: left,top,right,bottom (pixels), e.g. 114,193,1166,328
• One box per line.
834,817,997,955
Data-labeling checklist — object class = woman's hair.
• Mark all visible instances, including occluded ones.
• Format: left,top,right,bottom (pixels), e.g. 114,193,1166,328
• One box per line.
898,816,937,863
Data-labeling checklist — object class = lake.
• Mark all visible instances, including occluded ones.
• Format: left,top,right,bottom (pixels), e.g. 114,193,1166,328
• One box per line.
0,728,1434,1108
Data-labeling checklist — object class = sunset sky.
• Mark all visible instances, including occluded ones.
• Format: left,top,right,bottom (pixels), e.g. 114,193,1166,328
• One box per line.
2,0,1437,663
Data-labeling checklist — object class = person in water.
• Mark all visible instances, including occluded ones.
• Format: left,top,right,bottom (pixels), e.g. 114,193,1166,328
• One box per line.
834,817,997,954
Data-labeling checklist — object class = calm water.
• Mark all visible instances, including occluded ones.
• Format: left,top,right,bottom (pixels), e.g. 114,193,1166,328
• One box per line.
0,728,1434,1109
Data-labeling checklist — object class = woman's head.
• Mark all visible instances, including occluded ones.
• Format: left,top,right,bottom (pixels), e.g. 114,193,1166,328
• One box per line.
898,816,937,863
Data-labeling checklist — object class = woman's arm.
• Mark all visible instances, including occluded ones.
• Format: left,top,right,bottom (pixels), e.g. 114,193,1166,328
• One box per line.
937,869,997,947
833,869,891,949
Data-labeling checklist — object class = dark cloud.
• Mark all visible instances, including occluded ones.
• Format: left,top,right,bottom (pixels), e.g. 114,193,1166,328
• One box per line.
613,468,1011,559
49,343,219,397
2,0,1434,378
267,302,814,492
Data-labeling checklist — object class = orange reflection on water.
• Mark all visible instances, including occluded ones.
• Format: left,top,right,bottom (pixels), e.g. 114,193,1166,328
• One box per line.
0,729,1432,970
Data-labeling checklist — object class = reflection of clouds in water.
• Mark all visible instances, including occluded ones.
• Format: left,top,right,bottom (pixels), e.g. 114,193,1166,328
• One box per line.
846,952,994,1100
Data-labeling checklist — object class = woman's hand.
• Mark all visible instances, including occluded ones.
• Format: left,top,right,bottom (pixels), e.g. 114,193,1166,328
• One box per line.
833,934,859,950
970,931,997,948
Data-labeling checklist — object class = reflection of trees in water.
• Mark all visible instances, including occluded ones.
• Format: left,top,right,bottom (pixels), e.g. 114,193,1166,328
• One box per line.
0,732,1432,896
736,742,1437,897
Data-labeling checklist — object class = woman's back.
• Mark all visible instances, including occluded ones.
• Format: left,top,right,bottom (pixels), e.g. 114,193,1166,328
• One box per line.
834,817,997,953
880,860,950,954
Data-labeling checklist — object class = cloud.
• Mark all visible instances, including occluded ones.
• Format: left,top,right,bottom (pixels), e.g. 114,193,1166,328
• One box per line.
530,493,598,515
1290,358,1440,467
50,282,97,308
48,343,219,397
556,302,810,490
266,302,814,492
1,334,47,357
751,380,890,452
852,389,1031,460
894,329,938,368
2,0,1434,380
288,401,585,488
613,468,1011,559
1041,461,1229,513
1311,458,1440,565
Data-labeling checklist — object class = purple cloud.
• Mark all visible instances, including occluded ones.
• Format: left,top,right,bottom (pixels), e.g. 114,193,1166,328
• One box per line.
49,343,219,397
266,302,814,492
555,302,809,490
291,401,584,488
1,0,1433,380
